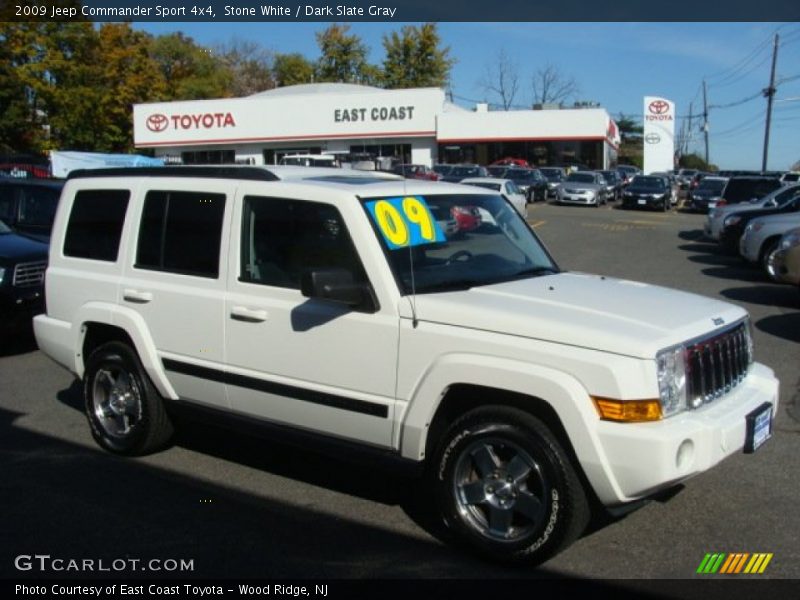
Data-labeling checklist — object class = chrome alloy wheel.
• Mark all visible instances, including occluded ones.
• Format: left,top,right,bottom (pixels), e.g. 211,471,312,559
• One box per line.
91,367,143,439
452,437,547,542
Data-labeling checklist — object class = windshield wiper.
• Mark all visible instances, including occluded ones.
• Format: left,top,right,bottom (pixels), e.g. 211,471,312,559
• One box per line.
416,279,481,292
507,266,558,280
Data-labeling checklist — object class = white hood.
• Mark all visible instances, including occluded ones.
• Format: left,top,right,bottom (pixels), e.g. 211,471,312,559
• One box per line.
402,272,746,359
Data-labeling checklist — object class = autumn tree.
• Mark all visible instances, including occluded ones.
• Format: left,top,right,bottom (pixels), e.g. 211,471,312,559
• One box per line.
150,32,233,100
0,22,41,153
381,23,453,89
273,52,316,87
315,24,377,84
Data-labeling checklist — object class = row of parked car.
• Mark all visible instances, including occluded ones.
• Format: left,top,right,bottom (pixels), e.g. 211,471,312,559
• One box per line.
704,180,800,290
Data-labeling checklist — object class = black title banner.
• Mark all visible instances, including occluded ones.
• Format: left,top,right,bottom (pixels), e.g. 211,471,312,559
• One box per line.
2,0,799,22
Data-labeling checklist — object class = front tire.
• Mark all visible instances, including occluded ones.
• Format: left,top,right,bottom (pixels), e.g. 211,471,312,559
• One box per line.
430,406,589,565
761,238,781,279
84,341,174,456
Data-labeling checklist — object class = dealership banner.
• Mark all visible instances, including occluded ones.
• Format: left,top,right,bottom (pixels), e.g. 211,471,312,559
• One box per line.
3,0,797,22
643,96,676,175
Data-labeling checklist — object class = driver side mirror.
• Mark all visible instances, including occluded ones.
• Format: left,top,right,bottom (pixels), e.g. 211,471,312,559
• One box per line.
301,268,378,312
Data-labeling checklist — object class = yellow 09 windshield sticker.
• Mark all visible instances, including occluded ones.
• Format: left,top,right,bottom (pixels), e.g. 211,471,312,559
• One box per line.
365,196,446,250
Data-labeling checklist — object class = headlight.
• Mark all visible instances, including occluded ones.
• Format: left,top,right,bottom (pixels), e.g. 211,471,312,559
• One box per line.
0,266,5,284
656,345,687,417
651,193,663,199
724,215,742,227
780,230,800,250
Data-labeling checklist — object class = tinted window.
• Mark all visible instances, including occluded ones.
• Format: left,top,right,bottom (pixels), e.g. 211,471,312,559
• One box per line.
64,190,130,261
240,196,367,290
17,185,61,229
136,190,226,278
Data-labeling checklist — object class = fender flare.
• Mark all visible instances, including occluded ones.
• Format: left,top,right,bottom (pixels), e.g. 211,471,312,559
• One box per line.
74,303,178,400
397,353,623,503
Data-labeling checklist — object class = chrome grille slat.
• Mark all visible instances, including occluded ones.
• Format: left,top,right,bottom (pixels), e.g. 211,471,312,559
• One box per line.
12,261,46,287
686,323,750,407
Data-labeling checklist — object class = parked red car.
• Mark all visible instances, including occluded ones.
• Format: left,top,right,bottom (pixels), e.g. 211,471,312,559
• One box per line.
391,164,440,181
490,157,530,168
450,205,482,232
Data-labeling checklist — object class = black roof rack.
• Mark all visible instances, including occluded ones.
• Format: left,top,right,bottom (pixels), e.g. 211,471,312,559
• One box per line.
66,166,279,182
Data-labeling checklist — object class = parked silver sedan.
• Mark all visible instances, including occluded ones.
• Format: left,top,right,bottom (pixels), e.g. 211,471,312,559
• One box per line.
557,172,608,206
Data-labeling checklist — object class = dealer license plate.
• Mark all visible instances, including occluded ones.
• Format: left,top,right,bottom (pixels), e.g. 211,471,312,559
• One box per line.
637,199,646,205
744,402,773,454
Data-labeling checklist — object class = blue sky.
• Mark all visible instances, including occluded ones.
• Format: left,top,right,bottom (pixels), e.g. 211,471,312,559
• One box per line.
135,22,800,171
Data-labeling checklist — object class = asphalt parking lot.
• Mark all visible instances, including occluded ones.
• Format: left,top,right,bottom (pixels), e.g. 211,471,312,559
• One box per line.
1,201,798,584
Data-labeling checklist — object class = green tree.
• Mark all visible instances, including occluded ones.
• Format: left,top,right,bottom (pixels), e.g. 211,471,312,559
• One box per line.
150,32,233,100
616,113,644,169
381,23,453,89
678,153,717,172
273,53,315,87
315,24,375,84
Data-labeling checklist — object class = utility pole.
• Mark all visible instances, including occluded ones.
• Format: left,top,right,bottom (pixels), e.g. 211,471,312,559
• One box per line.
686,102,694,156
702,80,709,165
761,33,779,173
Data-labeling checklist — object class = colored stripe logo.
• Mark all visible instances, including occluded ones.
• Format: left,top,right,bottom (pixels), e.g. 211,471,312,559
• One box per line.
697,553,773,574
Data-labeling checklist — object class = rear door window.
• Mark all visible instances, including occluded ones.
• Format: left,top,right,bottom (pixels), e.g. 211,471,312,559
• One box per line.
136,190,226,278
64,190,130,261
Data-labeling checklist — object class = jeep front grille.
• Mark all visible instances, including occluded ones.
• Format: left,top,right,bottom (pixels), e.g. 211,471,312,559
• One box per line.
13,261,46,287
686,322,751,406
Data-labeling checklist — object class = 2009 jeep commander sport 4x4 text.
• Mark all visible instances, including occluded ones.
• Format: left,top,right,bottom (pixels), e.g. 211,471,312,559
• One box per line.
35,166,779,565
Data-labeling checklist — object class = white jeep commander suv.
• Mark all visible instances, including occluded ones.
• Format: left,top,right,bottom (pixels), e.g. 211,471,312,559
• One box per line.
35,166,779,565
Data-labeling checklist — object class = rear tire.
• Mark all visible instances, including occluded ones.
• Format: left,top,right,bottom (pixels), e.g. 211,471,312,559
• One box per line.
429,406,589,565
84,341,174,456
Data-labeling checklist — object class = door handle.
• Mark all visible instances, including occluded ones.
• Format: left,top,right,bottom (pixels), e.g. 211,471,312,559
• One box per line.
123,289,153,304
230,306,268,322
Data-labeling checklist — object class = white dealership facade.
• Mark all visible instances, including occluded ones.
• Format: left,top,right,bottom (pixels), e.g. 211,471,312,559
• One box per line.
133,83,620,169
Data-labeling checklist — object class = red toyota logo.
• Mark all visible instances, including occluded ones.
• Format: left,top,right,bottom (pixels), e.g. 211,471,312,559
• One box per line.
648,100,670,115
146,113,169,132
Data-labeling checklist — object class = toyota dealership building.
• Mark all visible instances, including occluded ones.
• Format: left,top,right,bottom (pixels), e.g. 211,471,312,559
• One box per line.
133,83,620,169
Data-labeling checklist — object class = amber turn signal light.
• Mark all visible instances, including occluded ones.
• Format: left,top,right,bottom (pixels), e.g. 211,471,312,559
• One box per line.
593,397,662,422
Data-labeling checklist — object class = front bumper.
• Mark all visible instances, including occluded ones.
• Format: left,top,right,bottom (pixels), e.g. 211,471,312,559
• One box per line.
560,192,597,205
621,195,663,209
0,286,45,331
589,362,779,505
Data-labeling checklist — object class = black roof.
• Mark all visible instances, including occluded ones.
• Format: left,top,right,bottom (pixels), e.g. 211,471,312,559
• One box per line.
66,166,279,182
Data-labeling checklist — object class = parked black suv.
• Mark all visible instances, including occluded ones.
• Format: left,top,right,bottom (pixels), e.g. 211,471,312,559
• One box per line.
0,178,64,243
0,218,49,332
717,176,782,209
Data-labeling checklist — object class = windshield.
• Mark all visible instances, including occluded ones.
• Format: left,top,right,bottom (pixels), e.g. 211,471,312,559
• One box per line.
362,193,557,294
566,173,595,184
630,176,666,190
450,166,482,177
539,169,562,181
697,179,726,193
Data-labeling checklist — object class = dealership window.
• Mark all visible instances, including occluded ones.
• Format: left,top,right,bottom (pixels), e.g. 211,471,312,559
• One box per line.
63,190,130,262
181,150,236,165
240,196,367,290
136,190,226,278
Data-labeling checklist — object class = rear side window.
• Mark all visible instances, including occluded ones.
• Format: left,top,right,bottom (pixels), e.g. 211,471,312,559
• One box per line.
64,190,130,261
136,190,226,278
